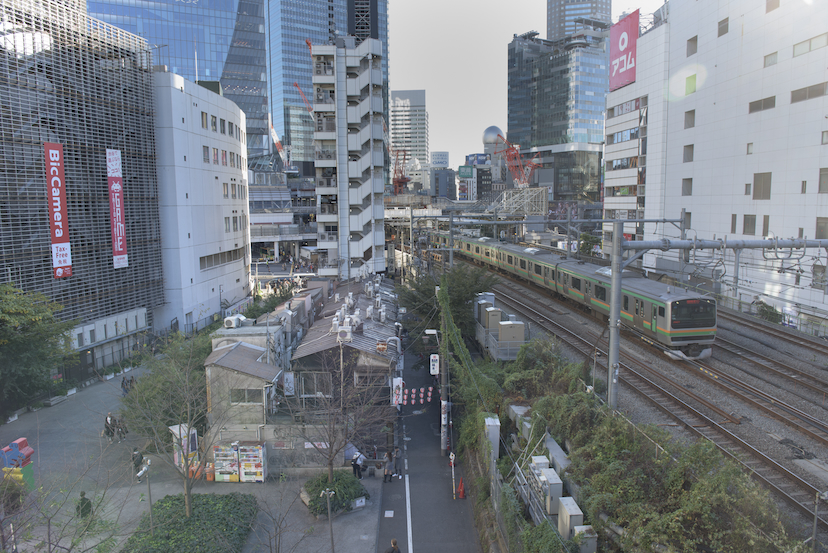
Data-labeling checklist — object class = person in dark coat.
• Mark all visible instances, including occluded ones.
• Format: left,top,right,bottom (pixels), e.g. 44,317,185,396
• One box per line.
393,446,402,479
383,451,393,483
132,448,144,482
104,413,116,443
76,491,93,519
383,538,401,553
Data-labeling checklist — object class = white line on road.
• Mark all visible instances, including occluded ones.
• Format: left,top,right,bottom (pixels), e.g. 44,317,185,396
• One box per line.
405,474,413,553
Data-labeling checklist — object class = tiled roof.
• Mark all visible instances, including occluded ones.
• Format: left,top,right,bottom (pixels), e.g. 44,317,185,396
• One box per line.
204,342,280,382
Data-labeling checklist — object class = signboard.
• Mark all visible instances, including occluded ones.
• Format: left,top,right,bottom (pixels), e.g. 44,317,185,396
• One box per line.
609,10,639,91
465,153,490,166
44,142,72,278
392,377,403,406
107,149,128,268
430,354,440,376
459,165,473,179
376,340,387,353
431,151,449,167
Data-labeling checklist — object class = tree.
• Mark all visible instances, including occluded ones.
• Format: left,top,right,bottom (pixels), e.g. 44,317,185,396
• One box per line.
396,264,498,340
578,232,601,256
119,331,214,519
0,283,77,417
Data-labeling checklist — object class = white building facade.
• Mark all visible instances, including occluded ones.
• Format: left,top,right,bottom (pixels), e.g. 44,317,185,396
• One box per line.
313,37,386,279
153,71,252,334
605,0,828,327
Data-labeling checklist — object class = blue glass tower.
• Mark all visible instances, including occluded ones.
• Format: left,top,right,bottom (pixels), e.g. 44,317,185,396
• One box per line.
88,0,271,157
267,0,387,174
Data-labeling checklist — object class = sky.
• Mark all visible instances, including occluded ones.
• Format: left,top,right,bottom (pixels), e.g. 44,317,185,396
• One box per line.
387,0,665,169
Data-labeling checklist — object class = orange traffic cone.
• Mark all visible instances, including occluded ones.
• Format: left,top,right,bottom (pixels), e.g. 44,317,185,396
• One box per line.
457,477,465,499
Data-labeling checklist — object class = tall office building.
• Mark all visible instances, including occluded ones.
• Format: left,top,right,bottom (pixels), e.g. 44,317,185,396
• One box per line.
313,37,385,279
0,0,163,378
88,0,270,159
391,90,429,167
507,24,607,202
268,0,388,176
547,0,611,41
604,1,828,327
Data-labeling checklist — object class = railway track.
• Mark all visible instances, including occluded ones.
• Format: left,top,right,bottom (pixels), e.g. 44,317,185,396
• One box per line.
492,283,828,529
718,310,828,360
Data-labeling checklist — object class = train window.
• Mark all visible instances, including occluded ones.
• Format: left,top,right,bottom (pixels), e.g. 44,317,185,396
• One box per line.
552,270,556,281
563,274,569,285
475,246,480,254
485,250,490,257
571,277,581,290
534,265,542,275
635,299,640,316
658,306,665,317
507,255,513,264
520,259,526,270
585,282,591,295
623,296,629,311
595,286,606,301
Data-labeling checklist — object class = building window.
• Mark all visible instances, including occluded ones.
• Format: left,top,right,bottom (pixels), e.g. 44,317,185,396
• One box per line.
213,148,219,164
802,180,807,194
203,145,210,163
762,215,770,237
718,17,729,37
683,145,694,162
233,217,238,232
685,74,697,95
746,143,753,155
228,122,233,136
211,115,217,132
819,168,828,193
230,389,263,404
687,36,698,56
223,183,229,198
794,33,828,57
823,131,828,145
201,112,208,128
682,178,693,196
221,150,227,166
799,228,804,238
817,218,828,239
748,96,776,113
791,82,827,104
225,217,230,232
230,152,235,168
731,214,737,233
745,183,752,195
743,215,756,235
685,212,692,229
77,333,84,347
764,52,777,67
220,119,226,134
684,110,695,129
766,0,779,12
231,183,237,198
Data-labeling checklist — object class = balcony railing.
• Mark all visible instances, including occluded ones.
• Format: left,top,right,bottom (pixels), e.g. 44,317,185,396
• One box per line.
249,224,318,238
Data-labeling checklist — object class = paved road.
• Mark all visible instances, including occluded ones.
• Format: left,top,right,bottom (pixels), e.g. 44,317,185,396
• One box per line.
377,353,482,553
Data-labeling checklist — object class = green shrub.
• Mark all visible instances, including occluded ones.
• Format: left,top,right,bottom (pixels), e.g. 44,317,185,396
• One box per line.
121,492,257,553
304,470,369,516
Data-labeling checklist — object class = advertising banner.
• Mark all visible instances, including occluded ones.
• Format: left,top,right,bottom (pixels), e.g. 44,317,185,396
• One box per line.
107,149,128,268
465,153,490,166
610,10,639,92
392,377,403,406
44,142,72,278
459,165,473,178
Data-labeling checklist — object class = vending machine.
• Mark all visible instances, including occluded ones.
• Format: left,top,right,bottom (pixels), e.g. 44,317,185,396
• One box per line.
238,441,267,483
213,442,240,483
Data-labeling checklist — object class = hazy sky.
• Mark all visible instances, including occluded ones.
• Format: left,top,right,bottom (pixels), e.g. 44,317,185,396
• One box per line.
387,0,665,169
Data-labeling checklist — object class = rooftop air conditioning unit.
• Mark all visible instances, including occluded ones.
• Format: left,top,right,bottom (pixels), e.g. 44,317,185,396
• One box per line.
224,315,245,329
337,327,352,342
374,297,382,309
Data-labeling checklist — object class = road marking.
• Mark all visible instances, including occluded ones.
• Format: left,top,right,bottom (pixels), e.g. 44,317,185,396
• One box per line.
405,474,413,553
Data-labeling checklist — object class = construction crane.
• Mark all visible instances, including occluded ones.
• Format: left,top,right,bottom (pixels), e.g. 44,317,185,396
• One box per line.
293,82,313,114
494,134,541,188
269,122,288,166
393,150,410,195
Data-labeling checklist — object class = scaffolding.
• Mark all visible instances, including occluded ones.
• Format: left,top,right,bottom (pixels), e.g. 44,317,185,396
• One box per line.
497,188,548,216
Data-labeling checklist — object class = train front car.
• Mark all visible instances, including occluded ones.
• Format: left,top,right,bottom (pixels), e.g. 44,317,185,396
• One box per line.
663,297,717,360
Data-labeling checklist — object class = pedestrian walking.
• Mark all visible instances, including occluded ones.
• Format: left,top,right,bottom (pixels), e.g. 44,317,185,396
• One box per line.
393,446,402,479
383,538,401,553
104,413,116,443
120,377,128,397
383,451,393,483
132,448,144,482
129,376,136,390
352,450,366,480
76,491,93,519
116,418,128,442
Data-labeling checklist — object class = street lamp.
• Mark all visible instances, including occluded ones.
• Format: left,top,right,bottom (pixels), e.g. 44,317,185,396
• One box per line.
136,459,153,536
320,489,336,553
425,329,448,456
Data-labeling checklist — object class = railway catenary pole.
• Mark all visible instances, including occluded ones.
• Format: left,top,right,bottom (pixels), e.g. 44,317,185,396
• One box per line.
605,228,828,410
449,211,454,269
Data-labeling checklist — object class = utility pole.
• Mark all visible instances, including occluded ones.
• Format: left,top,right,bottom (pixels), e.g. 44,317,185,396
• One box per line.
607,221,622,410
440,305,448,456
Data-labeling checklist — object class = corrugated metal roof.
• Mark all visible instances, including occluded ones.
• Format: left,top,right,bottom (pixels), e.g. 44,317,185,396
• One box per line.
205,342,280,382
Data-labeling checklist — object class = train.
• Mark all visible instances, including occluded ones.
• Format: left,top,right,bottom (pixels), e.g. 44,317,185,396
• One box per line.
428,231,716,360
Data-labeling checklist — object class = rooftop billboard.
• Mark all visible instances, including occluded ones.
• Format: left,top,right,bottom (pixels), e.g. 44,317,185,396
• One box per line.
609,10,639,92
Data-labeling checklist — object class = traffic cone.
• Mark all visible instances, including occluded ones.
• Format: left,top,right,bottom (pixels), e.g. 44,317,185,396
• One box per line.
457,477,465,499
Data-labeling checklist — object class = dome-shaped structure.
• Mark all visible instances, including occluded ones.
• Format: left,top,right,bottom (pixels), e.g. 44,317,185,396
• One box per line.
482,126,504,144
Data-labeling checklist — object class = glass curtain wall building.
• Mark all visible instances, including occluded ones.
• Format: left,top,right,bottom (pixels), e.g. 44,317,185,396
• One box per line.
268,0,387,176
88,0,270,158
547,0,611,41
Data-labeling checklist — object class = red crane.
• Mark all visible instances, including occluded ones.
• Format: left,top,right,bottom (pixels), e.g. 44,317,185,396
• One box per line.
293,82,313,114
393,150,410,195
494,134,541,188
